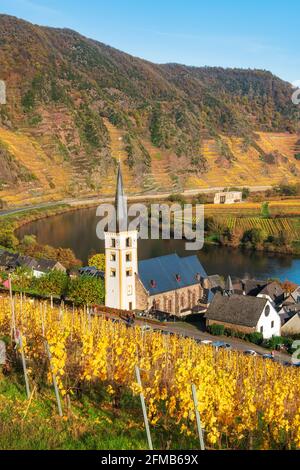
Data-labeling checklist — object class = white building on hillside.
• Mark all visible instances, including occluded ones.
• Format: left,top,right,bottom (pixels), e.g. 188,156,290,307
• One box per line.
214,191,242,204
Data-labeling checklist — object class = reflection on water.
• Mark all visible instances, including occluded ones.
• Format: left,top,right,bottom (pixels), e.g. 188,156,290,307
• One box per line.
17,207,300,283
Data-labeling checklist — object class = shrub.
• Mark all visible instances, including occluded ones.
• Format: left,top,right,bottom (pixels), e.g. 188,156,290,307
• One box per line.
32,270,69,298
242,228,264,246
246,332,263,345
265,336,287,351
68,276,105,306
208,324,225,336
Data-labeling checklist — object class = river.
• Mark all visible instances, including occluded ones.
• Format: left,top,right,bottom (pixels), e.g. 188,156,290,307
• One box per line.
16,206,300,283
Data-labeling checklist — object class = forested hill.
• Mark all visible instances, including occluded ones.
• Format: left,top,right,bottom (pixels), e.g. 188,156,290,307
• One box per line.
0,14,299,206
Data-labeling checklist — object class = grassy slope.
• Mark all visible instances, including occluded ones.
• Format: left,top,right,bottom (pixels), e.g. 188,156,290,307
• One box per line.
0,373,197,450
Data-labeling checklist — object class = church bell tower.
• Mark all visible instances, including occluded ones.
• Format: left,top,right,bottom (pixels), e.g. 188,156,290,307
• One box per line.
104,163,138,311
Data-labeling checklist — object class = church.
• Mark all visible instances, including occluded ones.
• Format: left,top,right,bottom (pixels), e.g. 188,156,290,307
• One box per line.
105,165,210,317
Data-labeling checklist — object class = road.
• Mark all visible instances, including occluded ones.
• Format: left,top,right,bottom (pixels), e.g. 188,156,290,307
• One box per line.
0,184,273,217
103,313,292,365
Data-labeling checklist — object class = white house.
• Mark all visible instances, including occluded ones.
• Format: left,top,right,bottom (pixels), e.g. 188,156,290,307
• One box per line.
205,293,281,339
214,191,243,204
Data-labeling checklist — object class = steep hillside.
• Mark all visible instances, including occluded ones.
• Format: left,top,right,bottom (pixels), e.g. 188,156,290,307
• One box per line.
0,14,299,207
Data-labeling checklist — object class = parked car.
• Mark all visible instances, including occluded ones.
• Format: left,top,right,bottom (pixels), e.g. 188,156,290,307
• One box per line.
212,341,231,349
243,350,258,357
262,353,274,360
141,325,152,332
291,361,300,367
200,339,213,345
219,342,232,350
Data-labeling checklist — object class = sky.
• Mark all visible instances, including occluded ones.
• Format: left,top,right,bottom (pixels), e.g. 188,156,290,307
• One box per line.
0,0,299,83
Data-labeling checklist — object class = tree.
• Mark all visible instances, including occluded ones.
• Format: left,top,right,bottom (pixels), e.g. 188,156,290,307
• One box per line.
242,187,250,200
88,253,105,271
68,276,105,306
11,266,32,291
261,202,270,219
242,228,264,247
33,270,69,298
221,226,243,247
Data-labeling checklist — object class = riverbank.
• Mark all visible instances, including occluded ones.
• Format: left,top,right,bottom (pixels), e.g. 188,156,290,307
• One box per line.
2,198,300,266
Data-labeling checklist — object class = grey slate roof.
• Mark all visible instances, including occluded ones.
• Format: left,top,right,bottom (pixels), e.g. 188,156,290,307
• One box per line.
0,250,19,269
205,292,268,328
138,253,208,296
115,163,128,233
79,266,105,279
258,281,284,304
208,275,224,290
0,250,64,273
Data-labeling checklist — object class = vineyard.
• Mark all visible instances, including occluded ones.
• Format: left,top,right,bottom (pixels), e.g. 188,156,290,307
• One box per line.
1,295,300,450
225,217,300,240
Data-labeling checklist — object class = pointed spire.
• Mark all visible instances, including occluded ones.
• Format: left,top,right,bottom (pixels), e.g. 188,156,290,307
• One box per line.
115,162,128,232
225,275,234,295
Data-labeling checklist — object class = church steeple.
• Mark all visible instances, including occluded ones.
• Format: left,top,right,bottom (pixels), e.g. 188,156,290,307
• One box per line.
115,162,127,232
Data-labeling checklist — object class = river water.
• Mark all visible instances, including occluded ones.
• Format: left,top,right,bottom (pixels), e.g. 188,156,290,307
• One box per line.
17,206,300,283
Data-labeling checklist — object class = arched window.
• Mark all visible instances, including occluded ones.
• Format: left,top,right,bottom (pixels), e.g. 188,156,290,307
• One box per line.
265,305,270,317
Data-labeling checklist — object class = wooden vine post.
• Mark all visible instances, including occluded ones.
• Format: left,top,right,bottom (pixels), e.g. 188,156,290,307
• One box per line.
191,383,205,450
45,341,63,417
135,365,153,450
15,329,31,399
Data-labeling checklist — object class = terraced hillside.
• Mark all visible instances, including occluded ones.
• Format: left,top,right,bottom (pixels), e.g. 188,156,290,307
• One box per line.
0,14,299,207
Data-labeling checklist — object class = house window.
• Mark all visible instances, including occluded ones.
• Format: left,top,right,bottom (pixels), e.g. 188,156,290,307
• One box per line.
181,295,185,308
126,252,132,262
168,299,172,312
265,305,270,317
260,326,264,334
111,238,116,248
129,302,133,311
126,269,132,277
126,237,131,248
127,285,133,295
110,269,116,278
110,253,116,262
271,321,274,329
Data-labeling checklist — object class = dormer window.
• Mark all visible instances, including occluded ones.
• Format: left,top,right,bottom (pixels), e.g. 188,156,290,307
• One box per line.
175,274,181,282
195,273,201,282
111,238,116,248
150,279,157,288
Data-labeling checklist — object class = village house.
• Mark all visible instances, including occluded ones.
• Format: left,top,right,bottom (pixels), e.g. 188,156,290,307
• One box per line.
256,281,285,307
281,313,300,336
0,249,66,277
229,278,285,306
205,292,281,339
214,191,243,204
